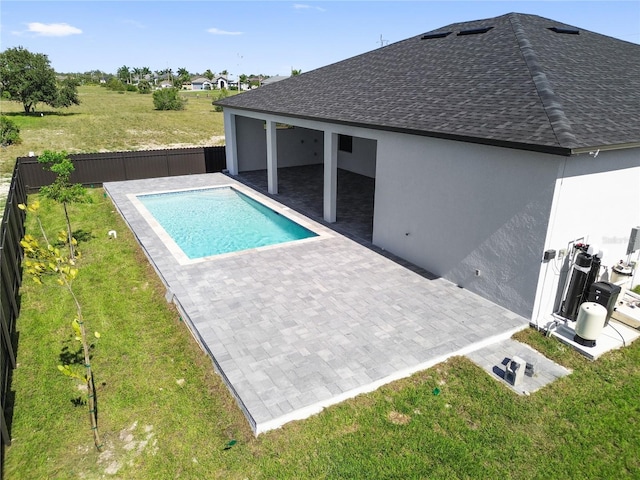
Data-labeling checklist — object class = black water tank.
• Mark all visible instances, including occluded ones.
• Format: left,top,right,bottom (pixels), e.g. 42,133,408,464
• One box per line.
562,252,592,321
587,281,621,326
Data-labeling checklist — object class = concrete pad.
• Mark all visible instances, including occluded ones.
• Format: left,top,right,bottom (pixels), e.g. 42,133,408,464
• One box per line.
548,319,640,360
466,338,572,395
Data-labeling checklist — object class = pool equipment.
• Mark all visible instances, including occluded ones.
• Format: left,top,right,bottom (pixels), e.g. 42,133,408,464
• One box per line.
561,249,593,321
574,302,607,347
505,356,526,386
587,281,621,326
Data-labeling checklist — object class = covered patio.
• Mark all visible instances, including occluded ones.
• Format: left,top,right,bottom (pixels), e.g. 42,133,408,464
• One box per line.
236,164,375,243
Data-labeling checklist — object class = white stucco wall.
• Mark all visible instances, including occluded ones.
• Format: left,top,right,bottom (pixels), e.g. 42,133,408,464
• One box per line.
338,137,377,178
373,132,560,318
236,115,267,171
532,148,640,324
277,127,323,167
234,113,377,177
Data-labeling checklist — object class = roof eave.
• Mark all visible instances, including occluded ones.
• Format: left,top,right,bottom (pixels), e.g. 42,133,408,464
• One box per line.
216,104,574,156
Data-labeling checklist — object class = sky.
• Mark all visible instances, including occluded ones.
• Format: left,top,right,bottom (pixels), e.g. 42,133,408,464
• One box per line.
1,1,639,79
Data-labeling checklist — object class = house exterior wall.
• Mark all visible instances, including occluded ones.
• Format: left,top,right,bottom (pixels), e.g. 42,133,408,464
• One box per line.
373,132,560,318
532,148,640,324
277,127,323,167
338,137,377,178
229,110,380,177
236,116,266,171
236,117,324,171
225,108,639,321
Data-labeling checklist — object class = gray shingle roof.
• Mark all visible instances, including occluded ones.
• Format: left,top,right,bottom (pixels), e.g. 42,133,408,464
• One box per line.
216,13,640,155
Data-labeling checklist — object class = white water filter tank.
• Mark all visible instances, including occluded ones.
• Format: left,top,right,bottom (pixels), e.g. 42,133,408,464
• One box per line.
574,302,607,347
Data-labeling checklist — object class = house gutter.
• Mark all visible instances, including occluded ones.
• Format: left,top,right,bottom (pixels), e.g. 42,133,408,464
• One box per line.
571,142,640,155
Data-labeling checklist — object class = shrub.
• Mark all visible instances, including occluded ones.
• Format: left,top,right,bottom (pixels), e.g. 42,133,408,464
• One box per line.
105,78,126,92
152,88,186,111
137,80,152,94
212,89,229,112
0,116,22,146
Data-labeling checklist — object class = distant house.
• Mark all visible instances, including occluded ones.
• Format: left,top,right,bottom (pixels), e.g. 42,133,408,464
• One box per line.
158,80,173,89
215,76,229,89
191,77,213,90
215,13,640,324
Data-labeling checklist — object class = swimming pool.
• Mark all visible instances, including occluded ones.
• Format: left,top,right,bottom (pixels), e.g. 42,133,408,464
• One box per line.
136,186,318,259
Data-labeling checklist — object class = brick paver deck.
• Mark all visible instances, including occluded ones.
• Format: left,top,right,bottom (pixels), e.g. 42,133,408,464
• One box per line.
105,173,528,434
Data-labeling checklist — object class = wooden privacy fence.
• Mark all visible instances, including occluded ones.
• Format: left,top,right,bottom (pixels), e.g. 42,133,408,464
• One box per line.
18,146,226,191
0,160,27,477
0,146,225,475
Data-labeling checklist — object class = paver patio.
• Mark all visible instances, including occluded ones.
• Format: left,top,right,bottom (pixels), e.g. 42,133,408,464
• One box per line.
104,173,528,434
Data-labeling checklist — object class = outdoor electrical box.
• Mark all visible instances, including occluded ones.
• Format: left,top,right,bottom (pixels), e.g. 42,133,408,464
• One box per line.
505,356,526,387
543,249,556,261
587,281,621,326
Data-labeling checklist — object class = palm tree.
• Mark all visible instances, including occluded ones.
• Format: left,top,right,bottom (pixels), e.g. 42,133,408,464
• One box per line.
117,65,131,83
132,67,142,83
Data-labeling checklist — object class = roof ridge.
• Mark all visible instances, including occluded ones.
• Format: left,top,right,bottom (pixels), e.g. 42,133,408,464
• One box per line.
509,13,579,149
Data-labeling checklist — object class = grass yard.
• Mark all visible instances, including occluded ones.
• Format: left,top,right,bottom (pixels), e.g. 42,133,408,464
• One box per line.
0,85,227,175
4,192,640,479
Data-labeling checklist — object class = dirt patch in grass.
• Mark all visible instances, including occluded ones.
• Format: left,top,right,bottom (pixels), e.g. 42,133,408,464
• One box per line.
96,421,158,476
387,410,411,425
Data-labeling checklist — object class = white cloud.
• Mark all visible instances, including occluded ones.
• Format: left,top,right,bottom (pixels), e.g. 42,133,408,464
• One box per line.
27,22,82,37
207,27,243,36
293,4,326,12
122,19,146,29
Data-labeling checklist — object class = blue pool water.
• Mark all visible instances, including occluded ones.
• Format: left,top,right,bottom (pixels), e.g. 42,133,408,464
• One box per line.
138,187,317,259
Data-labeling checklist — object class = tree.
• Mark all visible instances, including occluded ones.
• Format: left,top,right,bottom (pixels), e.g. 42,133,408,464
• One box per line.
117,65,131,84
19,201,103,452
56,77,81,108
177,67,190,80
0,46,74,113
132,67,142,83
203,69,215,80
139,66,152,83
38,150,89,260
239,74,248,91
165,68,174,84
152,87,186,110
291,69,302,76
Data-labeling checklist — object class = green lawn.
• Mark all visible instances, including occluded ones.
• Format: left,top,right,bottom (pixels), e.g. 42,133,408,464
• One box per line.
5,193,640,479
0,85,226,174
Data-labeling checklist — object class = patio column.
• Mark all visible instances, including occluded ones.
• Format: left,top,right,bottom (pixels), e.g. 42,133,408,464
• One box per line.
266,120,278,195
323,131,338,223
223,111,238,175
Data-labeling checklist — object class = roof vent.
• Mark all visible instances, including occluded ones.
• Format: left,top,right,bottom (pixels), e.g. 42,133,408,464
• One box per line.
457,26,494,36
421,31,452,40
548,27,579,35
